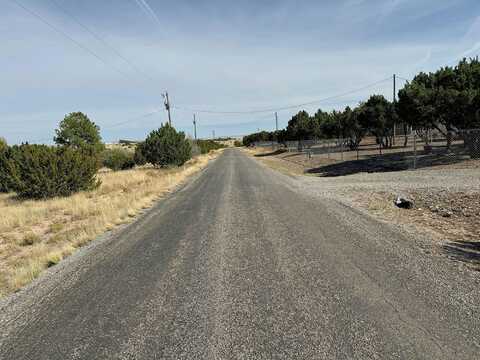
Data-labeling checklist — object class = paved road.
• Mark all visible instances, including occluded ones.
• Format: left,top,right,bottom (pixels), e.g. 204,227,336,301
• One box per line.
1,149,479,359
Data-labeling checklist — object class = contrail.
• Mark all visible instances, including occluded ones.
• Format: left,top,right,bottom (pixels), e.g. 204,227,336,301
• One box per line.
133,0,161,26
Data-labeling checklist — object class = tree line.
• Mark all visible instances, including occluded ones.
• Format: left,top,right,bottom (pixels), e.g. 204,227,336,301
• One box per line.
1,112,224,199
243,58,480,148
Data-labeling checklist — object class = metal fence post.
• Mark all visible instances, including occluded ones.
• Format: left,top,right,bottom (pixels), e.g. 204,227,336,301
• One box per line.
413,131,417,170
341,137,344,161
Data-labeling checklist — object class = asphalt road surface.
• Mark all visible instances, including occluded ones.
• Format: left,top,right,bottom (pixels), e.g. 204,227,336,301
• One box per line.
1,149,479,359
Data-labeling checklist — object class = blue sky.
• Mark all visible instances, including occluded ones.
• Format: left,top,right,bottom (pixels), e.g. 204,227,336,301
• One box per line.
2,0,480,143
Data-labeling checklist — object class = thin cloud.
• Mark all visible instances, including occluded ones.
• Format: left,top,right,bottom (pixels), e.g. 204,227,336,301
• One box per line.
464,15,480,40
410,48,432,73
4,0,480,142
460,42,480,58
133,0,161,26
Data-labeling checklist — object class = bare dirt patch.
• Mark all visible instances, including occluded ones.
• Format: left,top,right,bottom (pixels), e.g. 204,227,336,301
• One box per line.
243,148,306,176
289,146,479,176
332,188,480,271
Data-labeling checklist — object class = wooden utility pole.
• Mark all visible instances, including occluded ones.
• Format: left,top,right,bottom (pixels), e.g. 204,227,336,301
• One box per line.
193,114,197,140
393,74,396,104
393,74,396,145
162,91,172,125
275,112,278,131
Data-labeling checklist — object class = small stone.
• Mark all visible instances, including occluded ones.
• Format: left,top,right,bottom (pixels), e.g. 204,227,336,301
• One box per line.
440,210,453,218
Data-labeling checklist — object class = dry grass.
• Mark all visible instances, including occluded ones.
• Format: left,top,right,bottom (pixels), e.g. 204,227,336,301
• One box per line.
0,151,221,297
215,139,237,147
105,143,136,152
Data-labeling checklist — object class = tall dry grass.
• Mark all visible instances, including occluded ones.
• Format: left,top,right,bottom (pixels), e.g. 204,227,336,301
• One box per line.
0,151,220,297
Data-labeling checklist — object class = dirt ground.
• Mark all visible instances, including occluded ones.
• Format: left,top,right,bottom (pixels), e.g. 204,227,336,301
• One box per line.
246,147,480,271
348,190,480,271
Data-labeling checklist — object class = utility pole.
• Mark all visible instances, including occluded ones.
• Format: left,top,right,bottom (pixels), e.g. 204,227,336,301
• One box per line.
212,130,215,140
193,114,197,140
274,112,279,145
162,91,172,125
393,74,396,145
393,74,396,104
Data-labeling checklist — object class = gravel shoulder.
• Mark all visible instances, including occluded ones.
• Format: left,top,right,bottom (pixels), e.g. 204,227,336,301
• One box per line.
250,148,480,271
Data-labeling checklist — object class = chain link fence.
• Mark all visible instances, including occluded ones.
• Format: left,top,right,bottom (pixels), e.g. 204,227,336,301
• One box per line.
408,129,480,169
462,129,480,159
252,141,280,150
264,129,480,175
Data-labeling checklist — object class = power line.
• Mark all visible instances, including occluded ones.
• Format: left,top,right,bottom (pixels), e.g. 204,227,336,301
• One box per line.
208,101,364,129
24,97,365,138
396,53,479,84
199,116,276,129
397,54,479,84
173,76,392,114
10,0,140,81
396,76,410,82
10,0,165,133
104,109,163,129
48,0,157,84
4,109,163,144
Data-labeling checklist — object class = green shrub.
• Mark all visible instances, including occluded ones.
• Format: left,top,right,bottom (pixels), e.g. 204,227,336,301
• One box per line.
196,140,225,154
234,140,243,147
9,144,100,199
102,148,135,171
143,124,192,167
0,145,18,193
0,150,8,192
133,142,147,166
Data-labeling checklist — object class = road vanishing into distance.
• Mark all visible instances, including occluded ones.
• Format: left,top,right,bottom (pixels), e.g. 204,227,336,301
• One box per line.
1,149,479,359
